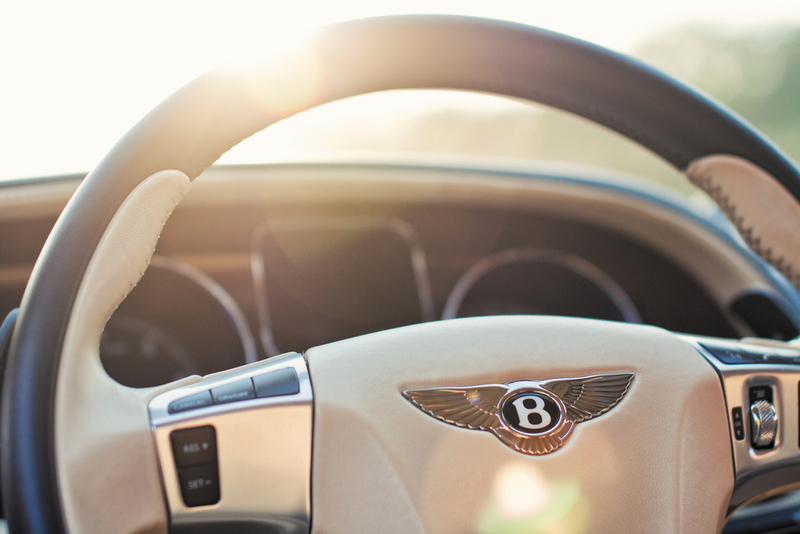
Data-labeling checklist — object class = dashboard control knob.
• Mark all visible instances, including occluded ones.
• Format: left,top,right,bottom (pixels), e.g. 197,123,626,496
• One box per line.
750,399,777,449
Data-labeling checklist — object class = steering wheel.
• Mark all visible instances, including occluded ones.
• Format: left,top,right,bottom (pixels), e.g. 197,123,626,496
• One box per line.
5,15,800,534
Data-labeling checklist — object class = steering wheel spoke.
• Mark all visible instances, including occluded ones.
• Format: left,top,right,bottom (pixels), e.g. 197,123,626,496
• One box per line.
146,317,740,533
305,316,734,533
148,352,312,533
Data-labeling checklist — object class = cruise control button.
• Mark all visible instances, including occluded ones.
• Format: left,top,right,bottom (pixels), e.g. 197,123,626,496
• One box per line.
701,344,756,365
211,379,255,405
748,385,777,449
750,399,777,449
178,464,220,507
168,391,213,414
254,368,299,398
171,426,217,468
731,407,745,441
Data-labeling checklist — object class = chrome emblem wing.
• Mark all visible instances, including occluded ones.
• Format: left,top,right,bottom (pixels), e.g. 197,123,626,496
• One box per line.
402,384,508,430
540,373,634,423
402,373,633,456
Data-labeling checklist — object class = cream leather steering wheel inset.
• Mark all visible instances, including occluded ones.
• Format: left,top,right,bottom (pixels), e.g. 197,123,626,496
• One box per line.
5,15,800,534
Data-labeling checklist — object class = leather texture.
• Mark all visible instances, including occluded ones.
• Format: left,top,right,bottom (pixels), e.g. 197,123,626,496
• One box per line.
306,316,734,534
687,155,800,290
5,15,800,534
54,170,191,534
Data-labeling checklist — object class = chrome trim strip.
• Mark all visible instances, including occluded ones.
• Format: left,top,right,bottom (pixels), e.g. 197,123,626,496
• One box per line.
149,352,312,532
250,247,281,357
150,255,258,364
250,217,435,357
386,218,436,323
442,247,642,323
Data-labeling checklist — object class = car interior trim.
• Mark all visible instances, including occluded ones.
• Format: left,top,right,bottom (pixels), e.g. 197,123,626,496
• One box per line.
6,161,798,323
306,315,734,533
687,155,800,292
441,246,642,322
249,244,281,357
4,162,797,332
729,290,800,341
53,170,194,534
250,216,435,356
688,337,800,511
189,163,800,327
149,255,258,364
148,351,312,532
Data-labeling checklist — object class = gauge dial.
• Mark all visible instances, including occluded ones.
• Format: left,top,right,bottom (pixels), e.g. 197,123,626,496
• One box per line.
100,257,256,388
443,248,641,323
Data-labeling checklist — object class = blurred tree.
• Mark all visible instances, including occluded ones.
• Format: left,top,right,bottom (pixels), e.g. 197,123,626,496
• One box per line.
635,25,800,164
229,23,800,196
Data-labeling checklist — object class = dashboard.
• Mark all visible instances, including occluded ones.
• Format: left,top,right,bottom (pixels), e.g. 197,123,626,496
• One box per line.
1,159,799,390
6,14,800,534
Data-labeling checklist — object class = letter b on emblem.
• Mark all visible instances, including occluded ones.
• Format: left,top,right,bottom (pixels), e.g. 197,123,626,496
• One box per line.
512,396,551,430
501,392,560,434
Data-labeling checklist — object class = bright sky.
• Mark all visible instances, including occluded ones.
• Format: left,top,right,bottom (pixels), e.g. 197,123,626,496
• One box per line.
2,0,800,180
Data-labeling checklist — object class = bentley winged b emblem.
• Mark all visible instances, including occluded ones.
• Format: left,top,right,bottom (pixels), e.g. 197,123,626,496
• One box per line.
402,373,634,455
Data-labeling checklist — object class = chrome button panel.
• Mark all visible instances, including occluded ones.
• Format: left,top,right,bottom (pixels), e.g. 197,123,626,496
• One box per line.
686,336,800,512
149,352,312,534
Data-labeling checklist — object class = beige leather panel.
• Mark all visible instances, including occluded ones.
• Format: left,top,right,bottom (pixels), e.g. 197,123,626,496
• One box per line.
55,171,193,534
687,155,800,290
307,316,733,534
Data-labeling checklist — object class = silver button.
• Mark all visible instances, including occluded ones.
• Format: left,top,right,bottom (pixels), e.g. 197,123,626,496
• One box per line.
750,399,777,449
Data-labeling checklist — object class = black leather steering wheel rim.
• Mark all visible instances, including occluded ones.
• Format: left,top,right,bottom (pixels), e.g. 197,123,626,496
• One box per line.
4,14,800,534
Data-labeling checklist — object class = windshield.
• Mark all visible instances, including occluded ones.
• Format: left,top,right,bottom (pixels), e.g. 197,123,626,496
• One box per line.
3,1,800,189
217,91,696,196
